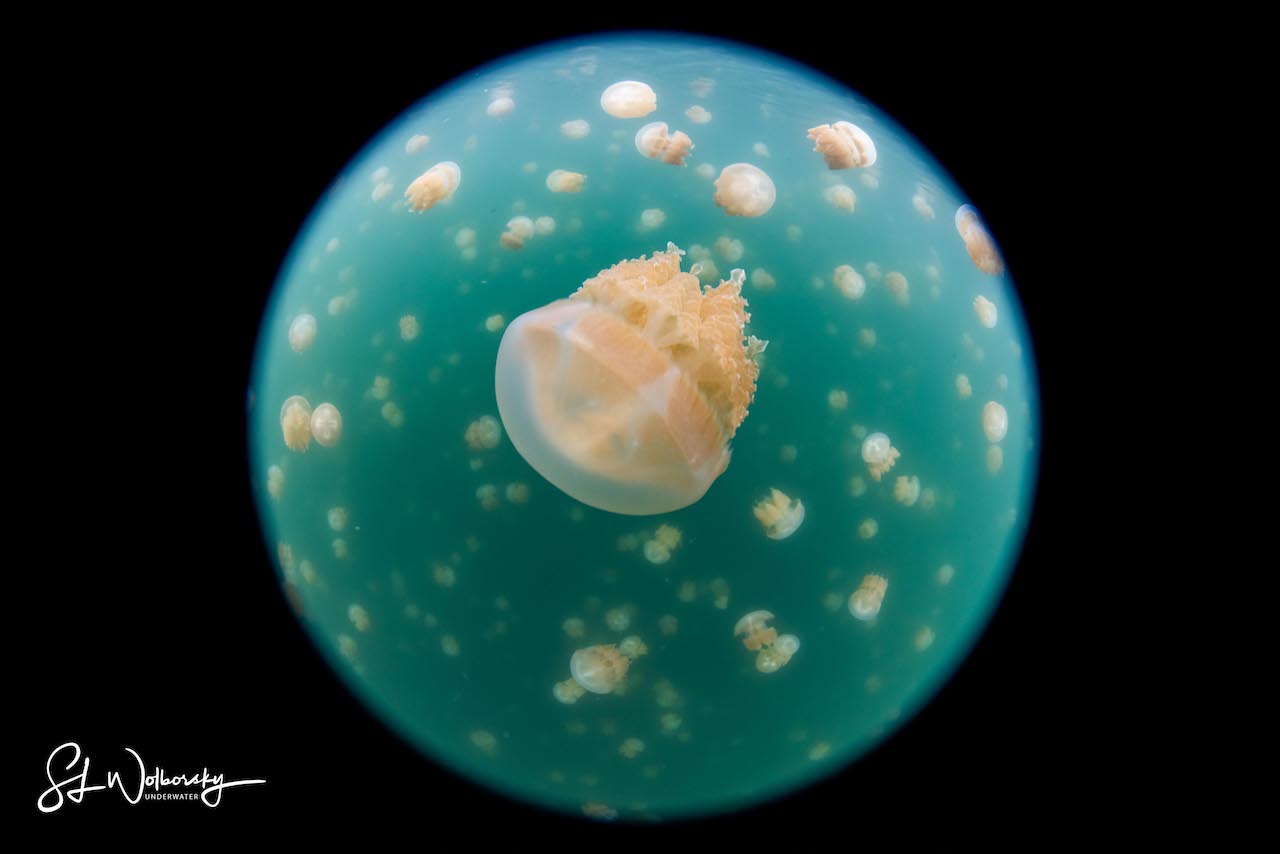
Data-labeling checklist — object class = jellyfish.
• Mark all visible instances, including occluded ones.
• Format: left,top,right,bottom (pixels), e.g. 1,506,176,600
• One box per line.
476,484,500,511
696,163,715,180
618,635,648,659
404,162,460,212
987,444,1004,474
894,475,921,507
381,401,404,428
956,374,973,399
570,644,631,694
974,295,998,328
348,603,370,632
885,271,910,305
982,401,1009,443
288,314,316,353
505,482,529,503
455,227,476,249
310,403,342,448
485,314,506,333
640,208,666,230
400,314,420,341
824,184,856,212
753,488,805,540
753,142,771,158
714,164,776,217
561,119,591,139
806,121,877,169
955,205,1005,275
690,76,715,98
734,610,778,651
848,574,889,621
405,133,430,154
828,389,849,411
685,105,711,124
327,506,349,532
912,186,936,221
486,96,515,118
634,122,694,166
266,465,284,500
494,243,767,515
750,268,776,291
546,169,586,193
861,432,899,481
371,181,393,202
280,395,312,452
834,265,865,300
600,81,657,118
534,216,556,236
756,634,800,674
714,236,744,263
465,415,502,450
507,216,535,241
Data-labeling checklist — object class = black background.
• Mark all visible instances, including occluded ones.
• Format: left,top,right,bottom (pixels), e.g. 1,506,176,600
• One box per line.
22,11,1091,840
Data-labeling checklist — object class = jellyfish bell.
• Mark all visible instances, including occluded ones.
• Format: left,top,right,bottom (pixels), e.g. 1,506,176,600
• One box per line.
861,432,900,481
600,81,657,118
714,164,776,217
634,122,694,166
546,169,586,193
288,314,317,353
570,644,630,694
734,610,777,651
849,574,889,621
404,161,461,212
955,204,1005,275
310,403,343,448
982,401,1009,443
280,395,312,451
494,243,766,515
753,488,805,540
807,121,877,169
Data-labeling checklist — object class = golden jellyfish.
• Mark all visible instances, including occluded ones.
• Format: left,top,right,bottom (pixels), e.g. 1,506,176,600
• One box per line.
714,164,776,217
465,415,503,450
327,506,349,532
507,216,535,241
690,76,715,98
618,635,648,659
987,444,1004,474
405,133,430,154
824,184,856,213
974,295,998,329
600,81,657,118
753,142,770,158
983,401,1009,443
848,573,889,621
885,271,910,305
685,105,711,124
535,216,556,236
756,634,800,674
634,122,693,166
894,475,921,507
485,314,506,333
310,403,343,448
404,161,460,212
955,204,1005,275
828,389,848,411
494,243,767,515
569,644,631,694
862,432,899,481
400,314,420,341
714,236,744,263
807,121,877,169
561,119,591,139
266,465,285,500
956,373,973,399
834,264,865,300
750,268,776,291
753,488,806,540
280,395,313,452
734,610,778,651
288,313,316,353
546,169,586,193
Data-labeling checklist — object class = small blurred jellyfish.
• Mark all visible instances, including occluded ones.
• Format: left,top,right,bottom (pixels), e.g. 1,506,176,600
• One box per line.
786,225,803,242
753,488,805,540
807,121,877,169
371,376,390,400
348,603,371,632
381,401,404,428
848,572,888,620
337,634,357,662
507,216,535,241
404,162,461,212
332,538,349,559
709,577,732,610
470,730,498,756
561,119,591,139
695,163,715,180
553,678,584,705
534,216,556,236
986,445,1004,474
405,133,430,154
937,564,956,585
734,610,777,651
546,169,586,193
465,415,502,450
639,208,666,230
288,314,316,353
750,268,775,291
486,96,515,118
714,236,744,263
504,482,529,504
756,634,800,674
858,518,879,540
859,328,877,348
326,238,340,254
643,524,682,564
885,271,910,305
865,262,882,281
570,644,632,694
956,374,973,399
619,738,645,759
914,626,936,652
692,258,720,284
780,444,798,462
849,475,866,497
752,142,771,158
476,484,500,511
714,164,776,217
370,166,389,184
912,186,936,221
955,205,1005,275
634,122,694,166
658,615,678,636
825,184,858,214
310,403,342,448
266,465,284,500
618,635,648,659
441,635,461,656
862,432,900,481
372,181,393,202
893,475,921,507
685,105,711,124
280,395,312,452
485,314,506,333
298,560,315,585
433,563,456,588
600,81,657,118
997,374,1009,391
563,617,585,639
982,401,1009,443
400,314,420,342
327,506,349,532
582,803,618,821
494,244,765,514
828,389,849,411
605,606,632,632
974,295,998,328
690,76,715,98
834,265,865,300
677,581,697,603
455,227,476,250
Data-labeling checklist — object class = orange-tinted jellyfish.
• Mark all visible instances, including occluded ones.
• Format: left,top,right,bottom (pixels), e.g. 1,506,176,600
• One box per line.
494,243,767,515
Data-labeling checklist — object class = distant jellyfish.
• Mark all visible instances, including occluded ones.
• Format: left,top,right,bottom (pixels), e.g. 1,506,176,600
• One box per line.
690,76,715,98
714,236,744,263
734,610,778,651
752,142,770,158
507,216,535,241
310,403,343,448
912,186,936,221
485,314,506,333
486,96,515,118
956,374,973,399
404,161,461,212
714,164,776,217
535,216,556,236
619,738,645,759
982,401,1009,443
371,182,393,202
696,163,715,180
288,314,316,353
849,573,888,621
937,564,955,585
561,119,591,139
753,488,805,540
834,265,865,300
546,169,586,193
400,314,421,342
476,484,500,511
861,432,900,481
914,626,936,652
280,395,313,452
824,184,856,213
974,295,998,328
266,465,285,500
500,231,525,250
987,444,1004,474
327,506,349,532
494,243,767,515
618,635,648,660
828,389,849,411
685,105,711,124
634,122,694,166
570,644,631,694
348,603,370,632
600,81,657,118
370,166,390,184
405,133,430,154
455,227,477,250
381,401,404,428
639,208,666,230
885,271,910,305
465,415,502,450
756,634,800,674
750,268,776,291
894,475,921,507
955,205,1005,275
807,121,877,169
505,482,529,503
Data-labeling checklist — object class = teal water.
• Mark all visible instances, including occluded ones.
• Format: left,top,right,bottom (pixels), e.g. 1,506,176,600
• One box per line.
248,34,1039,821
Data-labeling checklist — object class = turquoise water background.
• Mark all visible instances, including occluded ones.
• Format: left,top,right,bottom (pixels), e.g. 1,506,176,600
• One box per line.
248,34,1039,820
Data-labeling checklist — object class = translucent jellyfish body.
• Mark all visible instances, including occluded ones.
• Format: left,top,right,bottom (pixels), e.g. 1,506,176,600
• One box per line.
807,121,877,169
861,432,899,481
849,574,888,621
824,184,856,213
600,81,657,118
734,610,777,651
713,164,776,217
955,205,1005,275
404,161,460,212
494,243,766,515
288,314,316,353
310,403,343,448
560,119,591,139
569,644,631,694
546,169,586,193
756,635,800,674
982,401,1009,443
634,122,694,165
280,395,312,452
753,488,805,539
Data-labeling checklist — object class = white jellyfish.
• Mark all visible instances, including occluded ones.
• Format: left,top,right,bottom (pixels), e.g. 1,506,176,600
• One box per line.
751,268,776,291
955,205,1005,275
714,236,744,263
404,162,461,212
849,574,888,621
828,389,849,411
507,216,535,241
288,314,316,353
685,105,711,124
327,506,349,532
982,401,1009,443
824,184,856,213
756,634,800,673
987,444,1004,474
371,181,394,202
913,186,936,221
560,119,591,139
569,644,631,694
714,164,776,217
485,314,506,333
885,271,910,305
696,162,715,180
465,415,502,450
834,265,866,300
974,295,998,328
753,488,805,540
400,314,421,342
807,121,877,169
634,121,694,166
600,81,657,118
405,133,430,154
310,403,342,448
862,432,900,481
546,169,586,193
486,96,515,118
280,395,312,452
956,374,973,399
640,208,666,230
893,475,921,507
534,216,556,236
